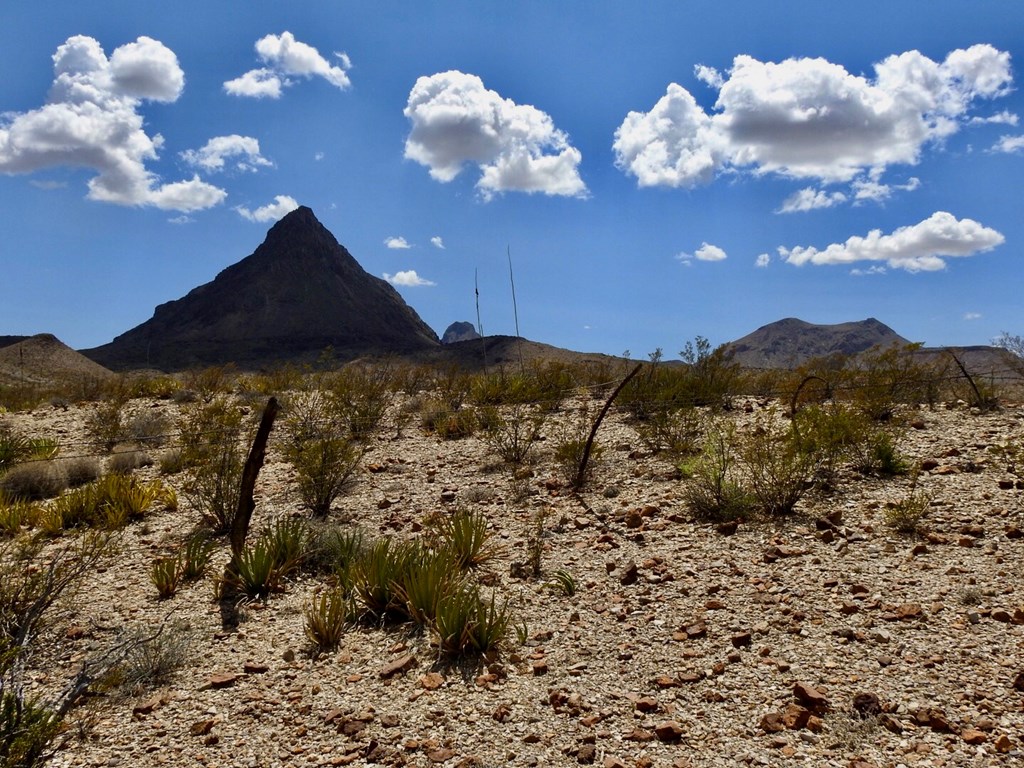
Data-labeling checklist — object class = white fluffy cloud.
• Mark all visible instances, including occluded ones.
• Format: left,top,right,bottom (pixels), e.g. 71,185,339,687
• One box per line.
755,253,771,268
430,236,445,249
384,236,411,249
615,45,1011,196
778,187,848,213
235,194,299,222
383,270,435,287
970,110,1018,126
225,32,351,98
677,242,727,264
181,135,272,172
780,211,1004,272
993,135,1024,153
0,35,225,211
403,70,586,199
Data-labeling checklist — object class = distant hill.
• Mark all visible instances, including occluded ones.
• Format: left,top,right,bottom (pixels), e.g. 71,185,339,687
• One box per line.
441,321,482,344
0,334,114,386
83,207,440,371
726,317,911,369
0,336,30,350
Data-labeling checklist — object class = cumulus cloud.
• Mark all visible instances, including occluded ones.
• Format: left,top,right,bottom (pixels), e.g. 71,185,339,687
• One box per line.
0,35,225,212
850,265,887,276
181,135,272,172
780,211,1004,272
778,187,847,213
851,171,921,203
383,270,435,287
225,32,351,98
235,194,298,222
430,236,445,249
755,253,771,268
614,45,1012,195
993,135,1024,153
403,70,586,199
677,242,727,265
384,236,412,249
970,110,1018,125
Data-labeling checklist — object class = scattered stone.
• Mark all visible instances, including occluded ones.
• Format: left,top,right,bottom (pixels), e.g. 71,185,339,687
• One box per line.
852,692,881,718
189,719,216,737
379,654,417,679
619,562,639,585
961,729,987,745
994,734,1013,753
782,704,810,730
731,631,752,648
206,672,242,689
793,682,829,713
654,720,684,741
243,661,269,674
759,713,785,733
419,672,445,690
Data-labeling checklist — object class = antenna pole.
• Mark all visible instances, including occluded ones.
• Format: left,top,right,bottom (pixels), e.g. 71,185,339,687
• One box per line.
508,245,524,374
475,268,487,373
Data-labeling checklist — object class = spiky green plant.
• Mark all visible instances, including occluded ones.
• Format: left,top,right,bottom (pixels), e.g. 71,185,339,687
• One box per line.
149,556,182,600
545,569,576,596
396,549,464,626
228,539,285,600
304,588,354,651
178,532,215,581
259,518,308,576
434,509,499,569
351,538,416,621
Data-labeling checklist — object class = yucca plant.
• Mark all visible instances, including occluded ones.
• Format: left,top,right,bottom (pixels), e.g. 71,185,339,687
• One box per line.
351,538,416,621
0,691,60,768
0,496,39,537
434,509,499,569
433,584,479,656
0,424,32,471
396,549,464,626
304,588,353,651
259,518,308,576
228,538,285,599
466,589,510,655
179,532,215,581
150,556,182,600
545,569,576,597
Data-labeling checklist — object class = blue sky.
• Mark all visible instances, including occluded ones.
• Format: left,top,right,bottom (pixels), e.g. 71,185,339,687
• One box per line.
1,1,1022,359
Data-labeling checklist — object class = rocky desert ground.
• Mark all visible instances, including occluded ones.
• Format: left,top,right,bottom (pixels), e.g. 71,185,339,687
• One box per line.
2,373,1023,768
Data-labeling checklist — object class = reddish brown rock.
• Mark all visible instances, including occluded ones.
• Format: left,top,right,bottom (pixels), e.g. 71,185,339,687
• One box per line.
619,561,639,585
852,692,882,718
379,653,417,678
759,713,785,733
793,682,829,713
206,672,242,689
994,734,1013,753
418,672,445,690
782,704,810,730
961,729,987,745
654,720,684,741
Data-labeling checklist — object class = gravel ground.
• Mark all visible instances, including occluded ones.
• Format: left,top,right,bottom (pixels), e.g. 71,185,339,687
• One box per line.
4,392,1023,768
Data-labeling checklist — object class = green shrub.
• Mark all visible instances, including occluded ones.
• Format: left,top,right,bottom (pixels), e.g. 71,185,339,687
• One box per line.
683,423,753,522
327,365,393,439
884,489,930,534
434,586,509,657
107,623,192,694
856,429,909,476
282,391,362,517
421,401,477,440
0,497,39,536
545,569,576,596
482,405,544,465
792,402,872,488
87,398,126,452
258,518,308,576
185,439,244,534
306,526,366,581
0,691,60,768
0,424,32,471
741,416,816,517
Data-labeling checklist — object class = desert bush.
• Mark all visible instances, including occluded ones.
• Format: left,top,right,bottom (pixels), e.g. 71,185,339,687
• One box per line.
741,415,816,516
182,365,236,402
420,401,477,440
87,398,126,452
259,518,308,575
848,344,934,420
0,461,68,501
176,395,246,467
282,391,362,517
185,439,244,534
125,410,172,447
37,474,163,535
62,457,100,488
304,588,354,651
327,364,393,439
635,404,703,458
884,486,930,534
854,429,909,476
792,403,872,488
305,525,366,581
482,404,544,465
158,448,185,475
433,509,500,569
106,449,152,475
107,623,192,694
0,690,60,768
683,422,752,522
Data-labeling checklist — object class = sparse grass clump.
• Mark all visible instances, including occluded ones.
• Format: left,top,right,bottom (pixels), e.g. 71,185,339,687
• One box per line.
884,489,931,534
482,404,544,466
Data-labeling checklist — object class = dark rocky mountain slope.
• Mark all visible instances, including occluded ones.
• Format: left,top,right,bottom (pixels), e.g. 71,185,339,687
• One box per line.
83,207,440,371
726,317,911,369
441,321,481,344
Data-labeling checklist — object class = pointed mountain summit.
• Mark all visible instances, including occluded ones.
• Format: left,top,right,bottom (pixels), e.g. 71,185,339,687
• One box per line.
727,317,911,369
84,207,440,371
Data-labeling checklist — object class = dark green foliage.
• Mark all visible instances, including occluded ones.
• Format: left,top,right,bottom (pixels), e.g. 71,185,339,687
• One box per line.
683,423,753,522
259,518,308,575
351,538,417,621
741,416,815,516
228,538,286,599
149,557,181,600
0,692,60,768
396,549,465,625
434,586,510,657
178,532,215,581
304,588,353,651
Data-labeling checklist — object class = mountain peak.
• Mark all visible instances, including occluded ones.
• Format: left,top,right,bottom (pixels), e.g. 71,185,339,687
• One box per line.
83,208,440,371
